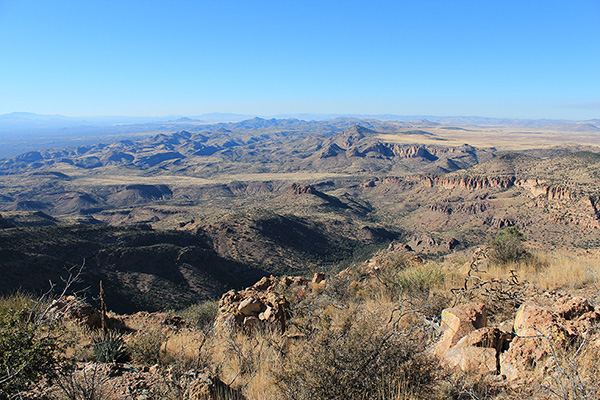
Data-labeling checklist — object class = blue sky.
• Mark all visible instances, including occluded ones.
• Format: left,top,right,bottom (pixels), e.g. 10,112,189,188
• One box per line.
0,0,598,120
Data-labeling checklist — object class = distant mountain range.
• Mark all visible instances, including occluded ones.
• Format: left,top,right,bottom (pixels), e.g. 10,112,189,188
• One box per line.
2,111,599,128
0,112,597,159
1,115,599,311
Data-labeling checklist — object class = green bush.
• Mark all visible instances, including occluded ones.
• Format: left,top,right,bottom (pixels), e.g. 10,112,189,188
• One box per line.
393,264,445,294
178,300,218,330
0,294,69,399
488,225,530,265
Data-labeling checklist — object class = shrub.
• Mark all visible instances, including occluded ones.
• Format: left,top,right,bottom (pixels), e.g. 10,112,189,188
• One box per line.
369,252,444,299
488,225,530,265
53,363,109,400
178,300,219,331
0,294,70,399
273,311,441,400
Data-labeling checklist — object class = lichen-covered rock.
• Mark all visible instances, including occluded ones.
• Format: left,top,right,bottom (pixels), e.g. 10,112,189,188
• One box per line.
435,302,487,356
513,302,571,348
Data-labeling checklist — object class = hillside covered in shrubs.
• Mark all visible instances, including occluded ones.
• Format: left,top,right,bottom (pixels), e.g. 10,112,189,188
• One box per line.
2,227,600,399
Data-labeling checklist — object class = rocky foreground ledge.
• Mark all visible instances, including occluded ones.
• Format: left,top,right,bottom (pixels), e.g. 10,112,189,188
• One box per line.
435,296,600,383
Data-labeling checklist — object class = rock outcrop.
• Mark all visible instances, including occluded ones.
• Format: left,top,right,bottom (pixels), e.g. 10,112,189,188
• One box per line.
437,175,516,191
436,295,600,381
216,274,327,333
47,295,103,328
435,303,488,356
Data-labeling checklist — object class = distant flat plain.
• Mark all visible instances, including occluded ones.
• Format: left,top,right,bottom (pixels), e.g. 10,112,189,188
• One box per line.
377,125,600,150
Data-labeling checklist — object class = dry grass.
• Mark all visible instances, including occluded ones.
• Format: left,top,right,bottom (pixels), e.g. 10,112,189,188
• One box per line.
46,168,354,188
377,126,600,151
443,249,600,293
530,251,600,291
6,246,600,400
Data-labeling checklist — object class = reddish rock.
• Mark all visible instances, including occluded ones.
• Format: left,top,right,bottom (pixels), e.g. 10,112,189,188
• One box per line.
565,311,600,336
441,327,512,375
513,302,561,337
312,272,325,284
435,303,487,356
553,296,593,320
238,297,262,316
454,327,511,352
438,296,600,381
444,346,498,375
500,336,550,381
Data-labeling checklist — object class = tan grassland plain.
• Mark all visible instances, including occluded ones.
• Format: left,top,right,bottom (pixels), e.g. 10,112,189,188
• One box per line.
377,126,600,150
68,171,355,187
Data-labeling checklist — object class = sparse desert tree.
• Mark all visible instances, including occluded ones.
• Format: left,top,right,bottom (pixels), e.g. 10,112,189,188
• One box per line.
0,293,71,400
488,225,530,265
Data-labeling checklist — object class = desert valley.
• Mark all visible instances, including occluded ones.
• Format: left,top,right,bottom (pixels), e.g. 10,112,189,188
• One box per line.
1,115,600,399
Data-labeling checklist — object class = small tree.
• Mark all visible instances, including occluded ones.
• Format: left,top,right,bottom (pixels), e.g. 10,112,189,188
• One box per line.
488,225,530,265
0,294,70,399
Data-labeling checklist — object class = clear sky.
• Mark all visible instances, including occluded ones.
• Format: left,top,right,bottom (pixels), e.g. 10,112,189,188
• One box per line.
0,0,598,120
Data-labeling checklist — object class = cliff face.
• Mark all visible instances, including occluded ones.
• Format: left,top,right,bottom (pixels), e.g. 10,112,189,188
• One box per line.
413,172,600,230
436,175,516,190
516,179,578,200
390,144,437,160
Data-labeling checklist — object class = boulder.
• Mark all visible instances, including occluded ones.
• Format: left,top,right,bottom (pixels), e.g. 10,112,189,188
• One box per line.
47,295,102,328
513,302,570,344
500,336,550,381
444,346,498,375
238,297,262,316
252,276,275,291
435,303,487,355
437,295,600,382
441,327,511,375
280,276,293,286
454,327,511,352
565,310,600,336
217,278,293,333
500,297,598,381
554,296,593,320
312,272,325,284
258,306,273,321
